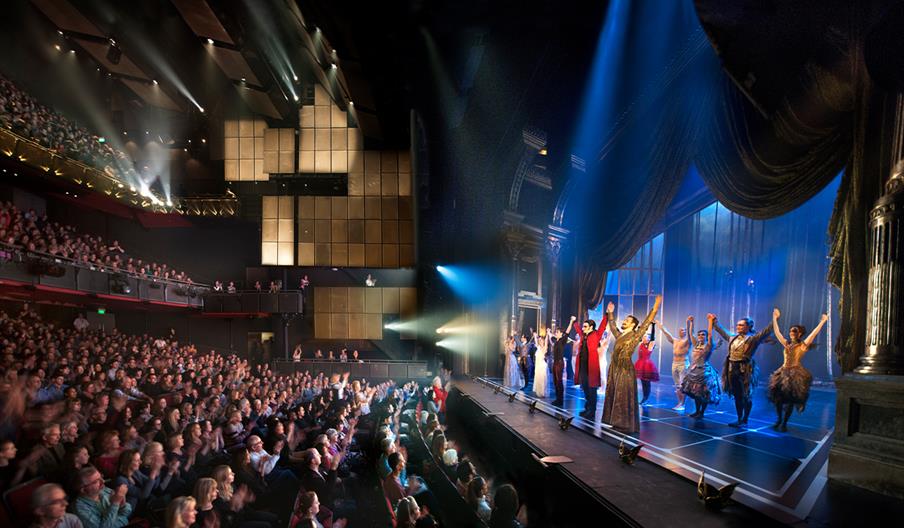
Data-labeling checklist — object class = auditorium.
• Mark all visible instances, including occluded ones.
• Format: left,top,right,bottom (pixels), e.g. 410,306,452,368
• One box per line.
1,1,904,527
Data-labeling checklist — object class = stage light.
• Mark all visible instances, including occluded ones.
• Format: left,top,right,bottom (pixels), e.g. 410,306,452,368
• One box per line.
97,137,105,143
293,74,298,81
294,94,299,102
152,79,158,85
198,107,205,113
207,38,214,44
349,101,354,106
331,63,337,69
241,77,246,82
69,49,75,54
57,30,63,36
54,45,61,51
166,199,173,206
201,138,206,144
539,148,548,156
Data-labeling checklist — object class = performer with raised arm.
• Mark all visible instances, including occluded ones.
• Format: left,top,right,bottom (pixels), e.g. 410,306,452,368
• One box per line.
659,317,692,411
570,311,609,419
531,329,551,398
681,315,721,418
712,312,773,428
769,309,828,432
602,295,663,433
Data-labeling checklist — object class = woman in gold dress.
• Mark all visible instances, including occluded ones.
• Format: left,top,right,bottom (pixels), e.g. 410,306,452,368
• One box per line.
769,308,828,432
602,295,662,433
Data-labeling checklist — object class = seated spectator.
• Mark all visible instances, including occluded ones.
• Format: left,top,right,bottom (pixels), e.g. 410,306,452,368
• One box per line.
92,430,122,479
193,477,222,527
0,439,18,490
293,491,347,528
467,477,492,523
164,496,196,528
299,275,309,290
254,281,262,292
351,350,363,363
454,459,476,496
299,448,342,508
292,345,303,362
213,281,224,292
22,423,64,481
247,435,299,488
31,482,82,528
395,496,432,528
72,466,133,528
489,484,522,528
382,452,409,504
112,449,152,512
212,464,278,528
226,281,237,294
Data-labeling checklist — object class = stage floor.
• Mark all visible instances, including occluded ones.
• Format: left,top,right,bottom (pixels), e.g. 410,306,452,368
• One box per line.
480,374,835,523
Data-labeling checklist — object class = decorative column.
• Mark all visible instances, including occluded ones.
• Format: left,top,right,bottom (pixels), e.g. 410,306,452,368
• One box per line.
503,211,526,337
545,225,569,331
857,162,904,374
830,93,904,499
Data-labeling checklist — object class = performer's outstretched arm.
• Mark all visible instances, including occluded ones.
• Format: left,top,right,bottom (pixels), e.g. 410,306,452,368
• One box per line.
772,308,788,348
711,315,732,341
606,302,622,338
636,295,663,337
658,322,675,344
804,314,829,348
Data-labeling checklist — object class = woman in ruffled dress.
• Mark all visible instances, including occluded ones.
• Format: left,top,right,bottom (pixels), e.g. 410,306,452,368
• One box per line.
503,335,523,389
769,308,828,432
681,315,722,419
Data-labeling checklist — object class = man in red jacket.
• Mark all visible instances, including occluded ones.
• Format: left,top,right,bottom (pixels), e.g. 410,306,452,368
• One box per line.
571,311,609,419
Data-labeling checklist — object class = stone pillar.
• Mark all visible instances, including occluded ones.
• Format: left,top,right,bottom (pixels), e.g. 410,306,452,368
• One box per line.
502,214,526,337
545,225,569,331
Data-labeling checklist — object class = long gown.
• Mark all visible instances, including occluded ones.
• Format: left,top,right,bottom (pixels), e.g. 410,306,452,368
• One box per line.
767,341,813,412
504,341,523,389
602,304,660,433
533,336,549,397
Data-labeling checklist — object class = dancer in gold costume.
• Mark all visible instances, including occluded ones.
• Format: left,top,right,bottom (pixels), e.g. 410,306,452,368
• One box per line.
768,308,828,432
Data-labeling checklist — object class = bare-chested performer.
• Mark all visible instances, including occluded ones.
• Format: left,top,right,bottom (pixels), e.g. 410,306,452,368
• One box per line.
658,316,692,411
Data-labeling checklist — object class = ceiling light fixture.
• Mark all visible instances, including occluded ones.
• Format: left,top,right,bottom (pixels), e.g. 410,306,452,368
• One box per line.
207,38,214,44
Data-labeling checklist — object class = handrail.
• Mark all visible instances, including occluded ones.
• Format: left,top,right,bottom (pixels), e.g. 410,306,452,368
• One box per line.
0,241,210,289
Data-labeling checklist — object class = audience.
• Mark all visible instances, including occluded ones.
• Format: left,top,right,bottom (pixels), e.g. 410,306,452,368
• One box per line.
31,482,82,528
0,301,528,527
0,74,136,179
0,201,195,283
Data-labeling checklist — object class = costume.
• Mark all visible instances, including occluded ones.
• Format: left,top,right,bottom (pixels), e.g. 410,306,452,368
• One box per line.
503,340,523,389
766,342,813,412
532,334,550,397
634,342,660,381
598,334,612,393
681,339,721,407
518,340,533,389
714,321,772,426
602,302,660,433
572,314,609,417
550,335,569,405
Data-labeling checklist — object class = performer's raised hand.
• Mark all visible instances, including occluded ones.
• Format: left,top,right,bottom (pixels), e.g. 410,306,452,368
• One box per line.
607,302,615,313
706,313,716,322
687,315,694,322
820,313,828,323
773,308,781,319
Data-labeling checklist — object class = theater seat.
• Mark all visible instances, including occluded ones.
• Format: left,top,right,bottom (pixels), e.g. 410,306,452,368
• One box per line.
3,477,48,526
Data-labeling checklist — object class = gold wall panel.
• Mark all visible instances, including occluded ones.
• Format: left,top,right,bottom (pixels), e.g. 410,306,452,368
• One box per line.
330,287,348,313
365,314,383,340
382,287,400,314
330,314,348,339
348,288,365,313
364,287,382,313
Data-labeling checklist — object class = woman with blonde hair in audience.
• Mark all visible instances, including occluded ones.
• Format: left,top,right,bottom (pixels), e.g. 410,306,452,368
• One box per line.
165,495,197,528
193,477,222,528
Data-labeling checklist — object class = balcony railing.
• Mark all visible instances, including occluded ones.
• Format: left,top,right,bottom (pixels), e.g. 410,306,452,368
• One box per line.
0,243,208,307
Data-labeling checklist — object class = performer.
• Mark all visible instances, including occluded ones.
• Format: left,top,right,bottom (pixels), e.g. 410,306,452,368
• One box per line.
712,313,773,428
681,315,721,418
570,311,609,419
634,332,660,405
550,326,571,406
602,296,662,433
518,334,533,390
532,329,551,397
659,318,692,411
503,335,523,389
598,330,613,394
769,309,828,432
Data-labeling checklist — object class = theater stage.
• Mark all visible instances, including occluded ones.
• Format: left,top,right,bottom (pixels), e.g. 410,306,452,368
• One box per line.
461,375,835,525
